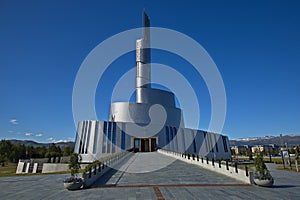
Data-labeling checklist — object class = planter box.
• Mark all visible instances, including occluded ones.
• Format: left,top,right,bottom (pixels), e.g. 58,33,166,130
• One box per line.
64,182,83,190
253,178,274,187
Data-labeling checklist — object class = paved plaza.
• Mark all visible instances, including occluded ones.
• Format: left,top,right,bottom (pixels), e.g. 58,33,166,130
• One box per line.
1,152,300,199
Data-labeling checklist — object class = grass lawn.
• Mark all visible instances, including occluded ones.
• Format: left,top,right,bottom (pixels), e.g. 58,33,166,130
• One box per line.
0,163,87,177
0,163,18,177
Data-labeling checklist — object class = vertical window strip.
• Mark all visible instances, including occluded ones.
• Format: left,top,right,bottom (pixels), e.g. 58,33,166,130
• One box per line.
222,136,228,152
209,133,214,153
214,134,219,152
204,131,208,153
166,126,169,144
107,122,112,153
170,126,174,150
112,122,116,153
85,121,91,154
193,131,197,153
81,121,87,154
121,130,125,150
102,121,107,153
78,122,83,154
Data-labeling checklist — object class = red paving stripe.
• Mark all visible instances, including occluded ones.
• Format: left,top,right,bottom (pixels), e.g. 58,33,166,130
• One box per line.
92,183,251,189
153,186,165,200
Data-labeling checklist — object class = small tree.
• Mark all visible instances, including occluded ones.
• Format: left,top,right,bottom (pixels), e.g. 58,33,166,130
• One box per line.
254,153,272,180
69,153,80,177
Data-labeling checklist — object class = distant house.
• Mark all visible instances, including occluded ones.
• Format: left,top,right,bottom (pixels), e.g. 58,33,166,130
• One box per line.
231,145,252,155
251,144,279,153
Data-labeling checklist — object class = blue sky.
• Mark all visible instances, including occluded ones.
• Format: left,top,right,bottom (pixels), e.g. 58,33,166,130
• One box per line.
0,0,299,143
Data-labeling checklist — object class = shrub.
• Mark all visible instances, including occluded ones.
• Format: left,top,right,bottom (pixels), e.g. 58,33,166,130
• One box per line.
254,153,272,180
69,153,81,177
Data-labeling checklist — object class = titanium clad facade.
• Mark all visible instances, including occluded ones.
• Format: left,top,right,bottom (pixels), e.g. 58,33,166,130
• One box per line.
74,120,231,163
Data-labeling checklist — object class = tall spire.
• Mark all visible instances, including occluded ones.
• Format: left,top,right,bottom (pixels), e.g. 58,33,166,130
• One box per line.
143,12,150,28
136,11,151,103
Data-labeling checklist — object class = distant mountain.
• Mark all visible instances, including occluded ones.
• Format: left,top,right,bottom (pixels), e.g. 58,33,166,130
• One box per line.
230,134,300,147
8,139,75,149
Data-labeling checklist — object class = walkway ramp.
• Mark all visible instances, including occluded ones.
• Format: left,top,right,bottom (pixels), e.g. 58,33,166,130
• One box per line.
92,152,243,187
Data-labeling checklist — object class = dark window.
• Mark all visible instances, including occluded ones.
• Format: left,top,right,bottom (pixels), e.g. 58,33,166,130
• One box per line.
214,134,219,152
79,140,82,154
193,138,197,153
78,122,84,154
166,126,169,144
222,136,228,152
107,122,112,153
209,133,214,153
121,130,126,150
112,122,116,153
102,122,107,153
81,121,87,154
170,127,174,150
85,121,92,154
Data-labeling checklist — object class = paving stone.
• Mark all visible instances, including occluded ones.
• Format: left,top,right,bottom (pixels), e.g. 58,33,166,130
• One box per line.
0,152,299,199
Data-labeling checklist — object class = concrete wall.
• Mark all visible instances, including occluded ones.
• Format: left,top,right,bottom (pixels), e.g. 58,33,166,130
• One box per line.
16,161,25,174
42,163,69,173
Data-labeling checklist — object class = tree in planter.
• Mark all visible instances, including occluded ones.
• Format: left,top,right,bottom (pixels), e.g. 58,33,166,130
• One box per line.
63,154,83,190
64,153,82,184
254,153,272,180
69,153,81,178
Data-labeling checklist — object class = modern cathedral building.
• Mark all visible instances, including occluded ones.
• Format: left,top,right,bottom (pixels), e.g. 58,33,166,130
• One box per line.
74,13,231,163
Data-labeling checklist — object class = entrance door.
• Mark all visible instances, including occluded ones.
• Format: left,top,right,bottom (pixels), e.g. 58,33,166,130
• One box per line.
151,138,157,152
144,139,149,152
141,138,149,152
133,138,157,152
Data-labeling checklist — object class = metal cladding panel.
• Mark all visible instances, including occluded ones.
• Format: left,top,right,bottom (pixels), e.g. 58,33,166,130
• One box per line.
175,128,185,152
74,121,83,153
87,121,96,155
195,130,205,155
136,39,143,62
109,102,182,127
184,129,194,153
136,77,150,90
136,39,150,64
97,121,104,155
136,63,150,78
136,88,175,107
